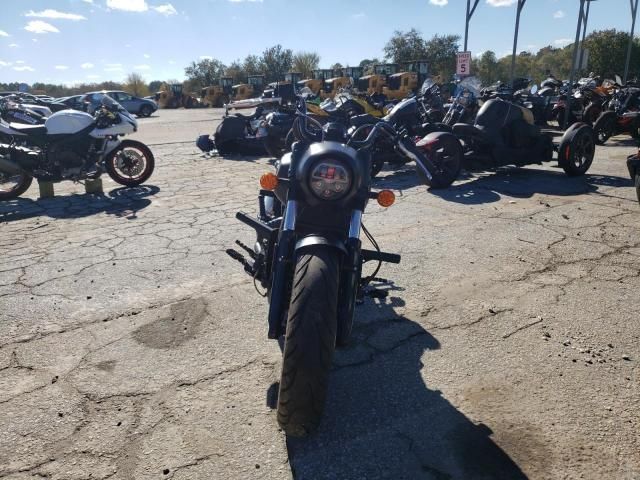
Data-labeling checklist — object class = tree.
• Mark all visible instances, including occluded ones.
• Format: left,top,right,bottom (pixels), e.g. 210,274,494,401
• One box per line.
331,62,343,72
260,44,293,82
383,29,428,64
148,80,163,93
475,51,500,85
359,58,380,75
584,29,640,78
292,51,320,78
225,60,246,84
424,34,460,79
184,58,226,89
243,54,262,76
124,72,149,97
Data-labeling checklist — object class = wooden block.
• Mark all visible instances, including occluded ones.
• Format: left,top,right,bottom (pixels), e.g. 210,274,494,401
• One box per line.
85,178,103,194
38,181,55,199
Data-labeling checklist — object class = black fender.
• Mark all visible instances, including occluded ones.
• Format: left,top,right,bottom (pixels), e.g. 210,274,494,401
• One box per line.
295,236,347,256
627,153,640,179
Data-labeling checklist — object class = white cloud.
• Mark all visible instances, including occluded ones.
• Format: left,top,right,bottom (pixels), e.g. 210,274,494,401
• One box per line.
486,0,515,6
134,64,151,70
352,12,365,19
24,20,60,34
430,0,448,5
107,0,148,12
55,65,69,70
199,55,213,61
9,43,18,47
153,4,177,15
0,60,11,67
15,60,25,64
553,10,565,19
0,30,9,37
81,62,95,69
14,66,35,72
25,9,87,21
143,53,150,58
554,38,573,46
87,74,100,79
168,60,175,64
82,0,94,3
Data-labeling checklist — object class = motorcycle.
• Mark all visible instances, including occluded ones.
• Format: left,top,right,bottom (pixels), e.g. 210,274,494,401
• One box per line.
0,96,48,127
0,95,154,200
451,96,596,177
593,86,640,144
627,148,640,204
552,79,606,129
442,76,481,126
226,99,446,435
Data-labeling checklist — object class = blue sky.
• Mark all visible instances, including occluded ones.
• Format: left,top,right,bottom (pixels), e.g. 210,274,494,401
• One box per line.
0,0,628,85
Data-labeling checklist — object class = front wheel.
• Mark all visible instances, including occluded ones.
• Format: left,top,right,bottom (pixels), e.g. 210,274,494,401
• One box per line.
277,246,340,437
0,171,33,200
139,105,153,118
420,133,463,189
558,124,595,176
635,173,640,205
105,140,155,186
593,112,616,145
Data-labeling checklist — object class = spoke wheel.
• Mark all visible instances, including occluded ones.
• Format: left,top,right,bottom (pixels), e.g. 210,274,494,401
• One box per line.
105,140,155,187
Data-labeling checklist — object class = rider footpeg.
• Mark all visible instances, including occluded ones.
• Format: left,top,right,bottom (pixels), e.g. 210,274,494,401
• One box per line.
235,240,257,260
225,248,256,276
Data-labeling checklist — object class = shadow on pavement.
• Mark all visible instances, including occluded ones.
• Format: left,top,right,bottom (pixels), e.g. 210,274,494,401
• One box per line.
270,292,528,479
0,184,159,222
429,169,632,205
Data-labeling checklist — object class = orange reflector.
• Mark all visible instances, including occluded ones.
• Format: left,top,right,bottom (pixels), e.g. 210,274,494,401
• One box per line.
377,189,395,207
260,172,278,190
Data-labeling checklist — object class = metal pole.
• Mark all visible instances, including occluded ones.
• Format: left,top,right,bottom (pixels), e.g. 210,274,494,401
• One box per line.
464,0,480,52
566,0,586,129
510,0,527,83
624,0,639,83
579,1,593,76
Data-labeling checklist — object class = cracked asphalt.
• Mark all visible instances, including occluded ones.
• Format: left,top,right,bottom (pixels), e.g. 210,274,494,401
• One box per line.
1,109,639,480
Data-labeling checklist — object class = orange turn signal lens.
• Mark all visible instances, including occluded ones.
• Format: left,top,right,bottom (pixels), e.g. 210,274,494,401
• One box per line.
377,189,395,207
260,172,278,191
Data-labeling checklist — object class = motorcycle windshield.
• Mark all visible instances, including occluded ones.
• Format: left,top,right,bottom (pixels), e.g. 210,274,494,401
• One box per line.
420,79,436,96
455,76,481,98
101,94,126,113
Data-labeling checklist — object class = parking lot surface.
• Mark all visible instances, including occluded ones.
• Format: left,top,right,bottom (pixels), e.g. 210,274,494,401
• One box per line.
1,109,638,479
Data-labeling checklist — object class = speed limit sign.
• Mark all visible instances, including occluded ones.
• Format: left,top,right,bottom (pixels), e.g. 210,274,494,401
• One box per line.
457,51,472,76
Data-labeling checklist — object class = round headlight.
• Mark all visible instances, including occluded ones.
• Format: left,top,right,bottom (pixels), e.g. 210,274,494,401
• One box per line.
309,159,352,200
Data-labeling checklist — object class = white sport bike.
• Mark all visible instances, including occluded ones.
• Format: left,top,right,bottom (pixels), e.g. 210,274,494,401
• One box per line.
0,96,154,200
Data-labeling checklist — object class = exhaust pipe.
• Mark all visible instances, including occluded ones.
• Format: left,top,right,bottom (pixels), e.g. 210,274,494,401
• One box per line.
0,155,24,175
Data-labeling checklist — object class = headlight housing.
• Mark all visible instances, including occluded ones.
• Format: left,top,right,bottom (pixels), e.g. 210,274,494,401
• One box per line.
309,159,352,200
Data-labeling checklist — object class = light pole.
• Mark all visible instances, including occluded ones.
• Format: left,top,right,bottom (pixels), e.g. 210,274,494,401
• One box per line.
510,0,527,83
624,0,639,83
464,0,480,52
566,0,588,129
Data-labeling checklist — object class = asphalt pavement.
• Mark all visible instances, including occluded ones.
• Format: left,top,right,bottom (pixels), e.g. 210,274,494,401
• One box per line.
0,109,638,479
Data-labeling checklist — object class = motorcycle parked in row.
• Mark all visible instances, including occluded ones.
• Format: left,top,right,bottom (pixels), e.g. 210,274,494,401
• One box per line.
226,99,453,435
552,79,607,129
593,87,640,144
0,96,154,200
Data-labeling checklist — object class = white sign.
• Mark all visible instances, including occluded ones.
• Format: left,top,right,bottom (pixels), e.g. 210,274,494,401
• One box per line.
456,52,472,76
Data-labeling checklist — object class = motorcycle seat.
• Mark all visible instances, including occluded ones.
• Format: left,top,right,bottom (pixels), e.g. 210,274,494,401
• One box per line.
452,123,486,139
350,114,380,128
9,123,47,136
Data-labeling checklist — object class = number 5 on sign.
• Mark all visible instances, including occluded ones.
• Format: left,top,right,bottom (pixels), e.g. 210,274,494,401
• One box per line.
457,52,471,76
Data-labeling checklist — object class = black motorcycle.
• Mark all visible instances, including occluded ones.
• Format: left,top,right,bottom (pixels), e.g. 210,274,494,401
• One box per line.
627,149,640,204
227,101,447,436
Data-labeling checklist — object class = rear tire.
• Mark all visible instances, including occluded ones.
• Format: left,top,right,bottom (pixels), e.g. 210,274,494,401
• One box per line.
593,112,616,145
139,105,153,118
277,246,340,437
0,172,32,200
423,133,463,189
105,140,155,186
635,173,640,205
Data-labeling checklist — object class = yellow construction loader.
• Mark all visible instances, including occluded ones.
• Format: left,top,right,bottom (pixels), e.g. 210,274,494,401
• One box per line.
200,77,233,107
320,76,352,99
298,69,334,96
155,83,197,108
231,75,265,101
383,72,419,100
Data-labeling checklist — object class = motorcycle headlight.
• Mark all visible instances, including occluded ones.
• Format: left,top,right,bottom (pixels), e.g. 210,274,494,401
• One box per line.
309,159,352,200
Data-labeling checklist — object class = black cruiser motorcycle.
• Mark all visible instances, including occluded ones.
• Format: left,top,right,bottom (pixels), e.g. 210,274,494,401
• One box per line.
227,100,447,436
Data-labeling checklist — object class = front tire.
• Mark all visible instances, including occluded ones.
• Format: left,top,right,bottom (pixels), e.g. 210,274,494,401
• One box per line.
593,112,616,145
277,246,340,437
558,124,595,176
105,140,155,186
635,173,640,205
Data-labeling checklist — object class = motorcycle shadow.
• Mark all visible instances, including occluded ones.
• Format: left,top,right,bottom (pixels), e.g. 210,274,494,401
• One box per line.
270,292,528,479
0,185,159,222
429,168,632,205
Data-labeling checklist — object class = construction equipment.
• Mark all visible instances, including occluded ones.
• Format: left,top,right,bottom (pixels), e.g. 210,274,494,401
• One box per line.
357,74,386,95
373,64,399,76
320,76,352,99
298,69,335,96
201,77,233,107
231,75,265,101
156,83,198,109
383,72,419,100
401,60,429,86
343,67,364,86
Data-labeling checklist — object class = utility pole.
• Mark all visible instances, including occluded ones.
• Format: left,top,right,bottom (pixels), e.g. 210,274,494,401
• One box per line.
510,0,527,83
464,0,480,52
624,0,639,83
566,0,587,129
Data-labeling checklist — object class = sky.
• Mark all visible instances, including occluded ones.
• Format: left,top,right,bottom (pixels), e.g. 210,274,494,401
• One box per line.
0,0,631,86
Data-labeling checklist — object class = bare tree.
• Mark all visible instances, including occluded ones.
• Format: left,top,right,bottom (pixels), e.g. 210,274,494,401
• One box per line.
125,72,149,97
292,51,320,79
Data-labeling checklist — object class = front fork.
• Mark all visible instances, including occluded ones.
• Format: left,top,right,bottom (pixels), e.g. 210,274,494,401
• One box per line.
337,210,363,345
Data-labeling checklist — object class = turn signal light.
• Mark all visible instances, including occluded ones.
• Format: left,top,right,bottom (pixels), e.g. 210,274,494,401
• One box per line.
377,189,395,207
260,172,278,191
